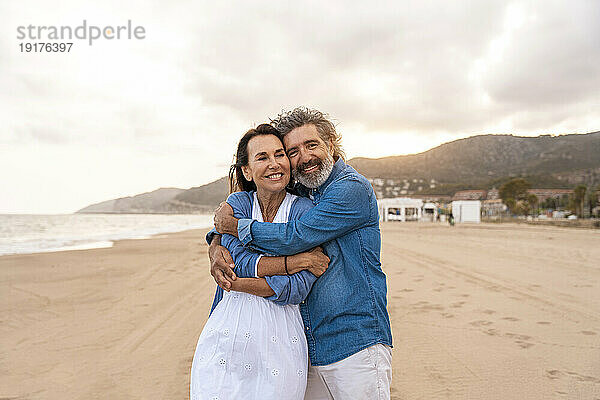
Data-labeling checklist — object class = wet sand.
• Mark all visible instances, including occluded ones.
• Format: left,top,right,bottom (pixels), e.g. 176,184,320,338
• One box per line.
1,223,599,399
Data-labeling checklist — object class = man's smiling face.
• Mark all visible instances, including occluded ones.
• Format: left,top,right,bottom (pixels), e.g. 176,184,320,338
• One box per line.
283,124,335,189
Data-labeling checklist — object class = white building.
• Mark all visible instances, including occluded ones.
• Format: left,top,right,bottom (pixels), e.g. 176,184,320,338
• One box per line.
451,200,481,223
422,202,438,222
378,198,424,222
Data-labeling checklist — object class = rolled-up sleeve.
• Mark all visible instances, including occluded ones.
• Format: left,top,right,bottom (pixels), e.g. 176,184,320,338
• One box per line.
221,233,261,278
265,269,317,304
237,218,254,246
205,227,219,245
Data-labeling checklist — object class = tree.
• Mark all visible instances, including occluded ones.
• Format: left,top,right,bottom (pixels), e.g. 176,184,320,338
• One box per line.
541,196,557,210
499,178,532,215
573,185,587,218
588,185,600,218
526,193,539,217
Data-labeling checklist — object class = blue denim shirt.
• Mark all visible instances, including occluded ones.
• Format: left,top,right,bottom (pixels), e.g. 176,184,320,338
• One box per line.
208,192,317,314
237,159,393,366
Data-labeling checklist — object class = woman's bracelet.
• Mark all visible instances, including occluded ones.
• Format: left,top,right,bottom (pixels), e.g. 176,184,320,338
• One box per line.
284,256,290,275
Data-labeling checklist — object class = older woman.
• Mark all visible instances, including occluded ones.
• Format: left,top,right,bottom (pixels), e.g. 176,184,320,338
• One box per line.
190,124,329,400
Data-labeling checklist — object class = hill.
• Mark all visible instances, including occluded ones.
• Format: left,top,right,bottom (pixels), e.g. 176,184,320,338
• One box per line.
348,131,600,196
77,131,600,213
77,188,186,214
76,178,228,214
349,132,600,183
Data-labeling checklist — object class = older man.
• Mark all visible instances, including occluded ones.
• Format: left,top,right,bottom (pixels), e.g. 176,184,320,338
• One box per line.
211,107,392,399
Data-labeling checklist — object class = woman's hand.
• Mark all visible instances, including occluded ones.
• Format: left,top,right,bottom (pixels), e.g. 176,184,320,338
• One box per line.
287,247,330,277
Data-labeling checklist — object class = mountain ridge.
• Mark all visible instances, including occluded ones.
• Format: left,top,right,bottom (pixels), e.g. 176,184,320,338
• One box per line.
77,131,600,213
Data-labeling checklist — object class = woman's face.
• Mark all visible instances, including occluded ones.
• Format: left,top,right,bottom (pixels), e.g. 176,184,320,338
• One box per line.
242,134,291,194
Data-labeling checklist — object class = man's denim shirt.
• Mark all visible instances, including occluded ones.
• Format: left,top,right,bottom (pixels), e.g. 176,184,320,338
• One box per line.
237,159,393,366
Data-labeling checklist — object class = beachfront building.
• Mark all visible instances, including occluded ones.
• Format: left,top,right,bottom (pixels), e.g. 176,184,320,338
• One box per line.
452,190,487,201
422,202,438,222
482,198,507,217
451,200,481,223
378,198,423,222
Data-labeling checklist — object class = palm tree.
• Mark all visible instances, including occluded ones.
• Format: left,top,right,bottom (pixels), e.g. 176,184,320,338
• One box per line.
573,185,587,218
526,194,539,217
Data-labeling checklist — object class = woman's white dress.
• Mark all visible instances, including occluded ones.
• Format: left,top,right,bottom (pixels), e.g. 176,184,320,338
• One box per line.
190,193,308,400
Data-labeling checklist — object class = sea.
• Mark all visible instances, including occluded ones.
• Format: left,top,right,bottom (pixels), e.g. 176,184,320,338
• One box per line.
0,213,214,256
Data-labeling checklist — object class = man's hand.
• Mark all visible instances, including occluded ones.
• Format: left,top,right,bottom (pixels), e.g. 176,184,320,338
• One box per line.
214,202,239,236
208,237,236,291
288,246,330,277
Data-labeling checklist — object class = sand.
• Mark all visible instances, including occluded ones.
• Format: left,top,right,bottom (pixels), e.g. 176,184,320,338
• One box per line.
1,223,599,399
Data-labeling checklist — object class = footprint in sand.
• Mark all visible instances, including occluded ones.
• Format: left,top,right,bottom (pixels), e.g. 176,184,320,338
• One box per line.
501,316,520,322
481,309,496,315
484,328,500,336
505,333,531,341
515,341,535,349
546,370,562,380
565,371,600,383
505,333,534,348
580,330,597,336
450,301,466,308
399,288,414,292
470,320,493,327
411,302,445,312
536,321,551,325
547,369,600,384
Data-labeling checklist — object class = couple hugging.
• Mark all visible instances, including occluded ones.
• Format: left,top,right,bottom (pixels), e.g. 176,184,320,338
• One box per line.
190,107,392,399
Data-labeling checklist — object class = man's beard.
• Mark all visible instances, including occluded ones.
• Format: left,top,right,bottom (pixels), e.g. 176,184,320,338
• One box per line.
293,153,335,189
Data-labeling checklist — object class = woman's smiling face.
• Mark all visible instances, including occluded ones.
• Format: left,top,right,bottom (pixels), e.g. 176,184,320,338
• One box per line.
242,134,291,194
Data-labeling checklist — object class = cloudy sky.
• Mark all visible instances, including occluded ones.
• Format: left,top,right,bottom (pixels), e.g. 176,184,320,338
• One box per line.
1,0,599,214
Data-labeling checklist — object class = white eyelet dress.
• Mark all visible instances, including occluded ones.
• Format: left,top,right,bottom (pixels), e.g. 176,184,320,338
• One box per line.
190,193,308,400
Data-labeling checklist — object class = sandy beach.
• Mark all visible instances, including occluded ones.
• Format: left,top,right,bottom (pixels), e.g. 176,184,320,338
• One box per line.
1,223,599,399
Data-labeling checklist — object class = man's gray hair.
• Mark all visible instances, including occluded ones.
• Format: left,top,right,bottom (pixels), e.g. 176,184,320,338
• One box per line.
271,107,346,162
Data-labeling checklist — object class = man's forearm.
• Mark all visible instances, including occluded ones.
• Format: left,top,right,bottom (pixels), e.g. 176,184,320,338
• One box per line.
215,214,239,237
230,277,274,297
238,179,372,255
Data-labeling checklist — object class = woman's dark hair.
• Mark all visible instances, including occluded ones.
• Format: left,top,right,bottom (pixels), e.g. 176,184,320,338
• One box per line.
228,123,286,193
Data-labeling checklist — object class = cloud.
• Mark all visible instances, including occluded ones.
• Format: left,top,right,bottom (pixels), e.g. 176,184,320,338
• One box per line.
181,0,599,136
1,0,599,213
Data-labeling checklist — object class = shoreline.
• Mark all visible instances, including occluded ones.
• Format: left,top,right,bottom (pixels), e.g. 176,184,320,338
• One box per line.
0,228,210,259
3,219,598,259
0,212,213,257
